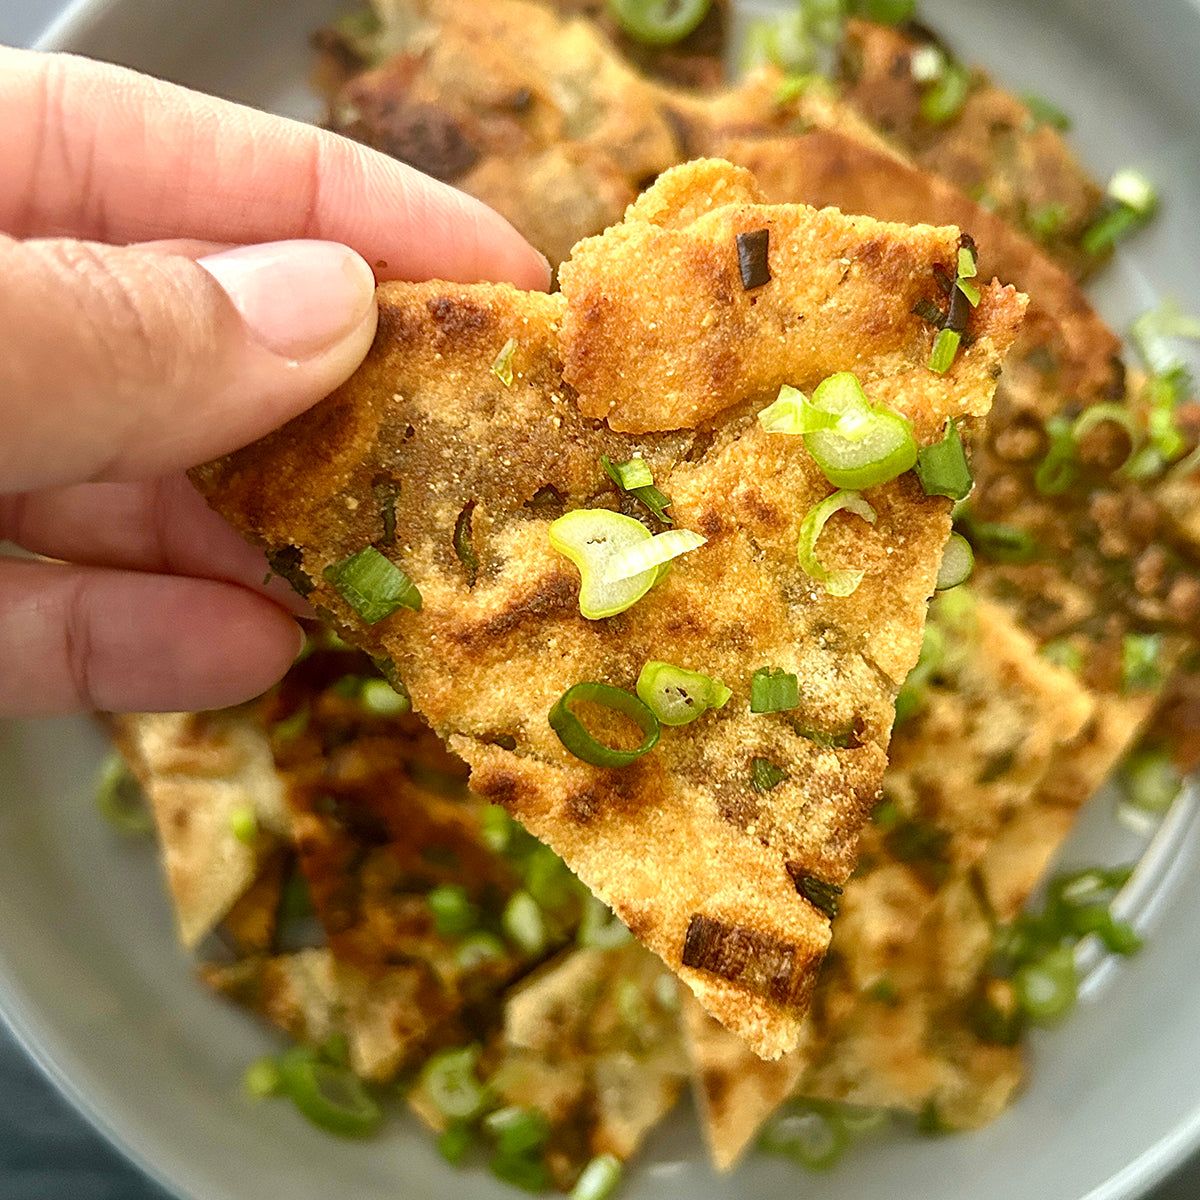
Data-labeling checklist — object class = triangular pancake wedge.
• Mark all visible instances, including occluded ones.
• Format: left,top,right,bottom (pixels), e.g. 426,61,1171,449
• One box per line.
193,159,1026,1057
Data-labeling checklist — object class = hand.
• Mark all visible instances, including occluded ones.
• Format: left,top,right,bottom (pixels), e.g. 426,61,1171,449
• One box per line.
0,47,549,718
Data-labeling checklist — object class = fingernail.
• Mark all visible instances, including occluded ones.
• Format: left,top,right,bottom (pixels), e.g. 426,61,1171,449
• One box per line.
198,240,376,360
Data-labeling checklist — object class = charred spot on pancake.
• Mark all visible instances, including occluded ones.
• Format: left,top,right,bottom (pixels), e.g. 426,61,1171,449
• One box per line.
681,914,816,1007
266,545,314,597
472,768,520,808
454,572,579,644
425,295,498,347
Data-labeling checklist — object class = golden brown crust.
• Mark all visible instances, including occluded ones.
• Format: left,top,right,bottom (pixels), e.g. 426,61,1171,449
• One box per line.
193,162,1023,1057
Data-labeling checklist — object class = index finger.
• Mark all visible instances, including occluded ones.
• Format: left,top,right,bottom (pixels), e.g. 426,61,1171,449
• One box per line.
0,46,550,289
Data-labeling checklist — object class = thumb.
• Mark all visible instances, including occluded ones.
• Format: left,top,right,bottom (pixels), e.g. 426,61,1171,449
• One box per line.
0,235,378,492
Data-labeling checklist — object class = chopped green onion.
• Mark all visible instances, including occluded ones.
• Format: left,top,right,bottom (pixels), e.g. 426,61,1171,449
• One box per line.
798,489,877,597
1108,167,1157,215
1122,747,1181,814
491,337,518,387
244,1056,284,1099
636,660,730,725
741,10,818,74
1065,904,1142,955
1121,632,1163,692
1131,299,1200,378
455,932,508,970
437,1123,473,1165
760,1103,850,1170
277,1047,383,1137
794,874,843,920
1026,202,1068,241
1040,637,1083,673
577,893,632,948
1082,169,1158,255
359,677,411,717
420,1045,489,1122
958,516,1038,563
571,1152,623,1200
605,455,653,491
95,753,154,835
549,509,660,619
1020,92,1071,131
453,502,479,585
601,454,674,524
803,374,918,489
427,884,480,936
548,681,661,767
229,805,258,846
916,419,973,500
751,756,789,792
758,384,837,435
603,527,705,583
750,666,800,714
604,0,712,46
1013,944,1077,1023
909,44,943,84
920,60,971,124
1046,865,1132,911
480,804,514,853
957,245,978,280
489,1153,551,1193
502,890,548,956
935,532,974,591
957,276,981,306
928,327,962,374
736,228,772,290
324,545,422,623
272,705,310,742
483,1105,550,1158
522,845,582,914
1034,415,1078,495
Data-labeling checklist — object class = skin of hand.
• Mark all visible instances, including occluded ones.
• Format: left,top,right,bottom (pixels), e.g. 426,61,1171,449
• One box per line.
0,46,550,718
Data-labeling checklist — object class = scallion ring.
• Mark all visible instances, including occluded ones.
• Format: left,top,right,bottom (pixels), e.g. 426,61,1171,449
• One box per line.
277,1047,383,1137
636,660,730,726
916,419,973,500
549,681,661,768
603,527,706,583
604,0,711,46
798,489,877,597
935,532,974,591
420,1045,489,1122
803,375,918,489
548,509,659,619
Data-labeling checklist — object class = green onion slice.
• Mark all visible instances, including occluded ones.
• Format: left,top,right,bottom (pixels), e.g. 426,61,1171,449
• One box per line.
935,532,974,591
928,327,961,374
502,890,548,956
437,1123,473,1165
359,677,411,717
548,509,659,619
1013,945,1077,1023
571,1153,623,1200
1131,298,1200,378
1121,632,1162,692
95,753,154,835
1122,747,1181,814
920,60,971,125
604,527,705,583
491,337,518,387
324,545,422,623
760,1103,850,1170
427,883,480,936
636,660,730,725
750,666,800,714
916,419,973,500
455,931,508,970
277,1047,382,1137
1040,637,1083,672
798,489,877,597
958,515,1038,563
229,805,258,846
244,1056,284,1100
482,1105,551,1157
757,384,838,435
549,681,661,767
601,453,674,524
420,1045,489,1122
1108,167,1157,215
604,0,712,46
751,756,789,792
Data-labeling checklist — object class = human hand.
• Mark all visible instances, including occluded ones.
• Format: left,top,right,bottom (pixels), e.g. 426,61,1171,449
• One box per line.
0,46,549,718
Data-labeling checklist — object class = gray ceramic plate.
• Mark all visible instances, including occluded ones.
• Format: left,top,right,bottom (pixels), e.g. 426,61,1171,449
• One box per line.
4,1,1200,1198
